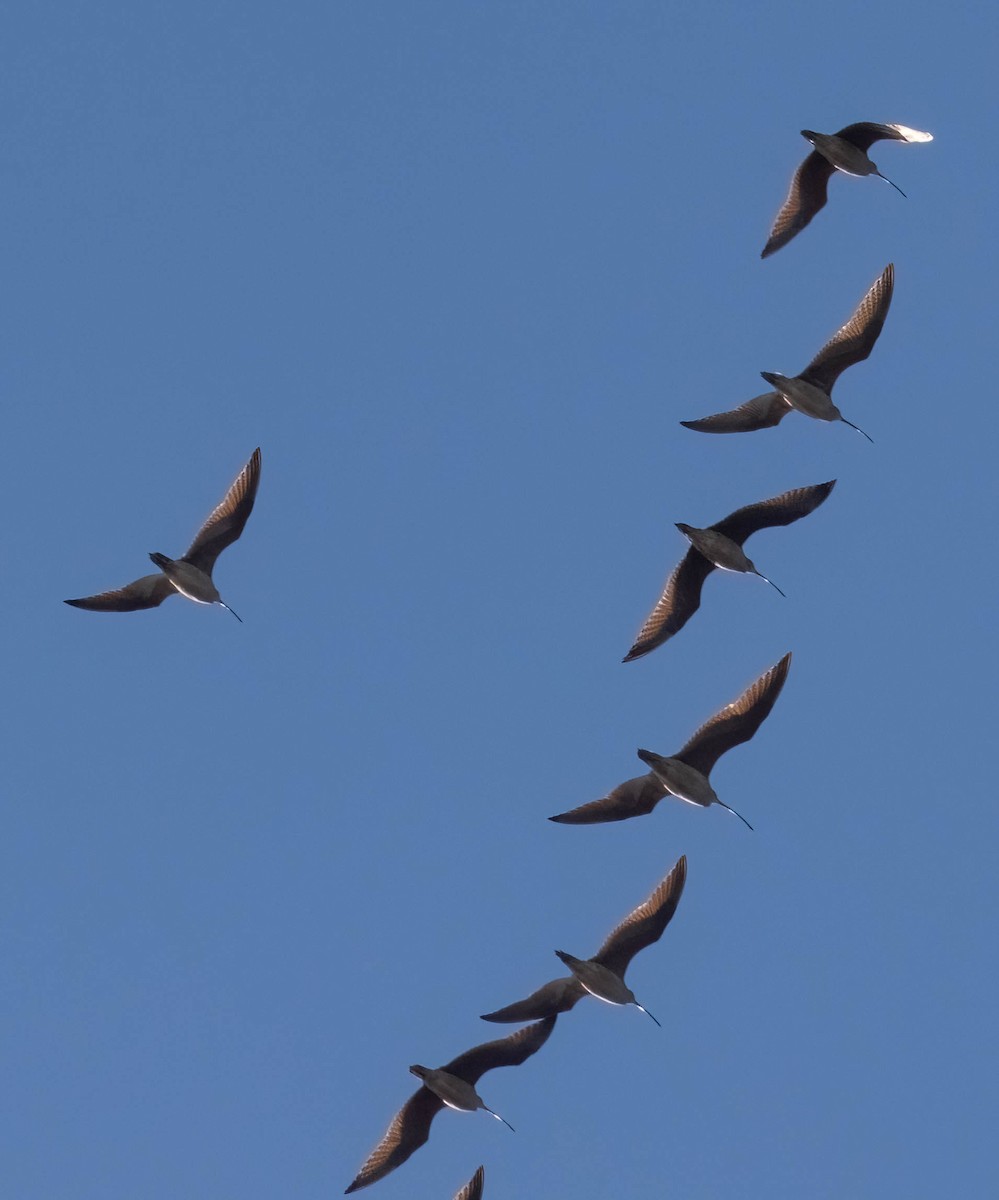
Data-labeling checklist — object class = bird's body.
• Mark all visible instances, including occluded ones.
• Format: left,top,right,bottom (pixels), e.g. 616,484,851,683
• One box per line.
550,655,791,828
410,1066,496,1117
762,123,932,257
345,1017,555,1193
481,857,686,1028
66,448,261,622
624,482,834,660
632,754,717,808
681,265,892,440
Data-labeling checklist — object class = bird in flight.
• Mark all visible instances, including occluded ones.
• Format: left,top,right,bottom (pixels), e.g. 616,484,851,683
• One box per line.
550,655,790,829
65,448,261,623
762,123,932,258
624,481,834,662
345,1017,555,1193
681,265,893,439
481,856,686,1027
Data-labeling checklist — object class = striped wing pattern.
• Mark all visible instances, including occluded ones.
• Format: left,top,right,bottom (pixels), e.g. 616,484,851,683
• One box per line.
184,447,262,574
680,390,791,435
711,480,836,545
675,653,792,778
453,1165,485,1200
344,1087,443,1193
623,549,715,661
761,150,835,258
799,265,894,395
593,856,687,978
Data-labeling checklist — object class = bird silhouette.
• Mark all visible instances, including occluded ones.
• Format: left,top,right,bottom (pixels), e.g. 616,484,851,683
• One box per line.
551,655,790,828
345,1017,555,1193
624,481,834,661
481,856,686,1026
681,265,892,439
762,123,932,257
66,448,261,622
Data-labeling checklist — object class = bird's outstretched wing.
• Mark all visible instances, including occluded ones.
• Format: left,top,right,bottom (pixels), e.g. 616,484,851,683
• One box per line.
799,265,894,395
345,1087,443,1193
761,150,834,258
711,480,836,545
680,391,791,434
623,549,715,661
65,573,175,612
675,653,791,778
549,772,667,824
593,855,687,978
184,448,262,575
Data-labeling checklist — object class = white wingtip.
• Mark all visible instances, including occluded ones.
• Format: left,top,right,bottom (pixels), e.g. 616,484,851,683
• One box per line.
890,125,933,143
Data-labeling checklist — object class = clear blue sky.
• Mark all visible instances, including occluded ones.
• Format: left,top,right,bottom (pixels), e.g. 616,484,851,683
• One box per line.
2,2,995,1197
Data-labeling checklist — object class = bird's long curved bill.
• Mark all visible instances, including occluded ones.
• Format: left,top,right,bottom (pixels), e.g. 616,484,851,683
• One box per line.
840,416,874,443
719,800,754,831
756,571,786,598
220,602,243,623
876,171,907,198
486,1107,515,1132
637,1003,661,1028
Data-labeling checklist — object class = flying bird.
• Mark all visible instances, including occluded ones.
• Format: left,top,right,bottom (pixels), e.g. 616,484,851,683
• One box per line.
550,654,790,829
623,481,834,662
762,123,932,258
481,856,686,1027
65,448,261,622
681,264,892,439
453,1166,484,1200
345,1017,555,1194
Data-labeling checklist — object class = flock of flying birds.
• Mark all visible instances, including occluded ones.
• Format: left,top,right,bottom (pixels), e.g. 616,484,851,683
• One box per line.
63,121,932,1196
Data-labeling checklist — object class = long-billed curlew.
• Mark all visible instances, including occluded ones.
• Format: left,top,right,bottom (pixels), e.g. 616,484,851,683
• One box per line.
481,856,686,1027
345,1017,555,1193
65,448,261,622
550,655,790,829
681,265,892,439
762,123,932,257
624,482,834,662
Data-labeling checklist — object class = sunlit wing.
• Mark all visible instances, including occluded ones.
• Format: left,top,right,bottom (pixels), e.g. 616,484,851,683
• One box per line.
835,121,933,152
453,1165,485,1200
593,855,687,978
345,1086,443,1194
675,653,791,778
761,150,834,258
184,447,262,575
623,549,715,661
800,265,894,395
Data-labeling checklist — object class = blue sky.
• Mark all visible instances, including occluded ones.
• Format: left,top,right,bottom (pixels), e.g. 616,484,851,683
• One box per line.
2,2,996,1197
